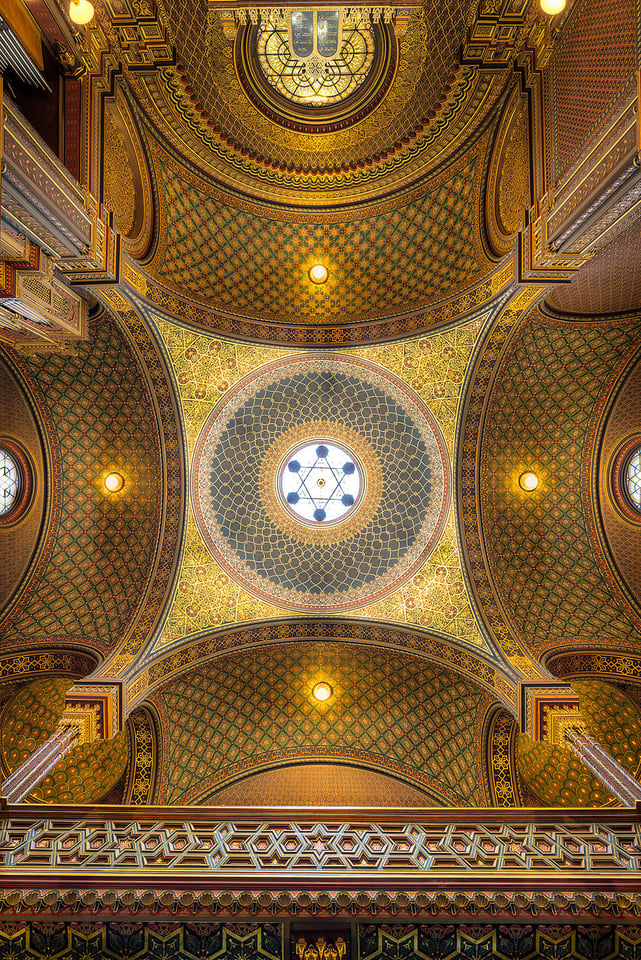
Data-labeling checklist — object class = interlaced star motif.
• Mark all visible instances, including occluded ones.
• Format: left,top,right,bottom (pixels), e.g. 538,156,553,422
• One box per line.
280,441,362,524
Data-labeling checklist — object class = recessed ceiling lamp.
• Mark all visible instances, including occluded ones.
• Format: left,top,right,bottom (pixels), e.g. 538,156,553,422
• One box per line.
540,0,566,14
312,681,333,702
104,472,124,493
69,0,94,24
309,264,329,285
519,471,539,492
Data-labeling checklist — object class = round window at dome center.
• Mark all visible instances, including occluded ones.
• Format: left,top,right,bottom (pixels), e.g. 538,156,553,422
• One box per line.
279,440,363,524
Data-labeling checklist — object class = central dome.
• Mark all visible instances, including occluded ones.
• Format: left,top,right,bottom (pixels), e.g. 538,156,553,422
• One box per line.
191,355,450,613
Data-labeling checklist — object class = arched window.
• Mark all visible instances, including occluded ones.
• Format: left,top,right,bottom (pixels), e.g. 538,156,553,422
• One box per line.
256,13,375,107
611,437,641,523
624,444,641,512
0,447,22,516
0,441,33,524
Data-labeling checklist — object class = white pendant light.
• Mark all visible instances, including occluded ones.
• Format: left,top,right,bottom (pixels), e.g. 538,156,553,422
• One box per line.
540,0,566,15
69,0,95,25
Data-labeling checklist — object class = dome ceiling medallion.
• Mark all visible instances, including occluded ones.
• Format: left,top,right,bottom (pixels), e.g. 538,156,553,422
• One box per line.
192,355,450,612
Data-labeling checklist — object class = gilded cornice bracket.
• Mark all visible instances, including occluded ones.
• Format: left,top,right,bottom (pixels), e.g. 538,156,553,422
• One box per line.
461,0,541,71
100,0,174,70
61,681,125,742
518,195,594,283
519,681,581,743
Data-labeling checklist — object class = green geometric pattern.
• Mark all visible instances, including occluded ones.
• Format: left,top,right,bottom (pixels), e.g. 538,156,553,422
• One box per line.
1,677,129,804
156,153,487,324
152,642,493,805
359,921,641,960
574,678,641,778
481,314,641,657
0,316,162,652
518,679,641,808
0,922,283,960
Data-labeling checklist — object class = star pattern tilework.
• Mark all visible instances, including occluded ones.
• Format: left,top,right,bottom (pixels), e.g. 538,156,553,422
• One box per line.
153,315,486,650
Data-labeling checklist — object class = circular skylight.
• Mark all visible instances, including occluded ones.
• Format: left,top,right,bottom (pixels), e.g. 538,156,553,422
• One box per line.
280,440,362,524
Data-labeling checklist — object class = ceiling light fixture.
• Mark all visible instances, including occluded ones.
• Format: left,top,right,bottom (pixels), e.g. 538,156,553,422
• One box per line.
104,472,124,493
69,0,95,24
519,471,539,492
540,0,566,15
312,681,333,702
309,264,329,284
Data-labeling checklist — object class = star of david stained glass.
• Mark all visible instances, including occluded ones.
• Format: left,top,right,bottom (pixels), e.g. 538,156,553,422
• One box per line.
279,440,363,524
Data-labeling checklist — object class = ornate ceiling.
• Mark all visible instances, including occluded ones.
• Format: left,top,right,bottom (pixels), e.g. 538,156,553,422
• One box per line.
0,0,640,821
0,313,166,657
480,306,641,661
151,316,487,651
155,1,473,171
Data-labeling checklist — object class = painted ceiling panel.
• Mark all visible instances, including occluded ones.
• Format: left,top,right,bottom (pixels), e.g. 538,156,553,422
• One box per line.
156,4,473,172
481,310,641,658
152,315,487,653
0,315,163,654
206,762,438,806
151,642,495,805
149,137,491,326
547,214,641,318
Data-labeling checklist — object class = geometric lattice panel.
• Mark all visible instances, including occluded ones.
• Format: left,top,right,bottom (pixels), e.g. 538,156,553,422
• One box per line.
0,921,282,960
1,814,640,876
550,0,635,179
481,312,641,657
0,316,162,653
360,921,641,960
152,642,494,805
155,146,489,325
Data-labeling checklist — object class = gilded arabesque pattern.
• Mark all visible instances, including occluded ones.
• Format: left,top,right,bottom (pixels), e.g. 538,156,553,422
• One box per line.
152,316,486,652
